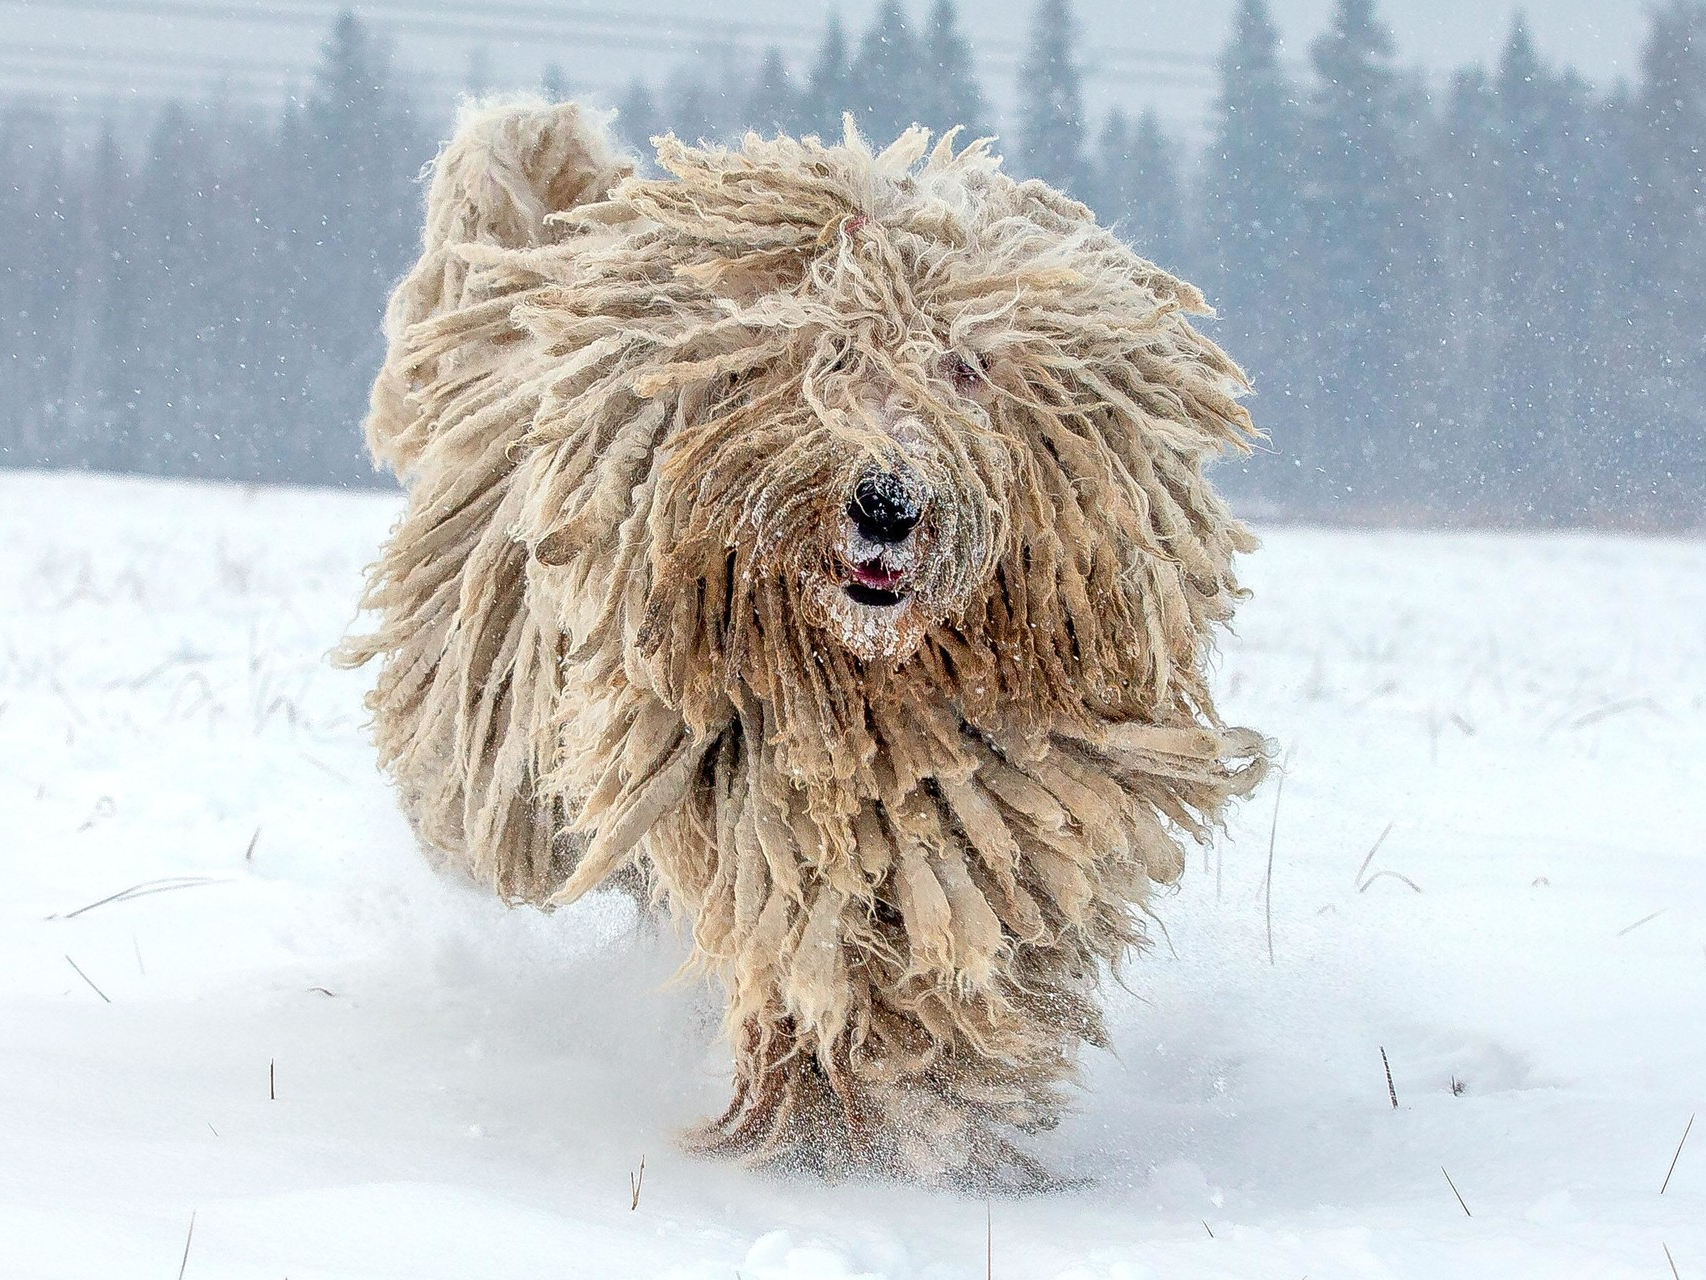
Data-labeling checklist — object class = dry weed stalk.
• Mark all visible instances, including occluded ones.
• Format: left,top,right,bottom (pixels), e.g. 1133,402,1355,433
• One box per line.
1441,1166,1471,1217
176,1211,196,1280
1264,769,1285,965
53,875,222,921
64,954,110,1003
1616,910,1666,938
1353,820,1423,895
1661,1113,1694,1195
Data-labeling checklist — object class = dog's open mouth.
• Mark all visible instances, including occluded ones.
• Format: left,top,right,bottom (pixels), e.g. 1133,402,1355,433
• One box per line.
840,557,911,608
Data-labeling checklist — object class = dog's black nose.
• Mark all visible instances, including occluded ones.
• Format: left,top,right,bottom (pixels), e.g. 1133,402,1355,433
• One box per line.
849,470,922,544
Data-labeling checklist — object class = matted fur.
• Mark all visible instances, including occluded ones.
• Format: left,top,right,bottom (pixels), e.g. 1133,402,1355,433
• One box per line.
339,98,1269,1185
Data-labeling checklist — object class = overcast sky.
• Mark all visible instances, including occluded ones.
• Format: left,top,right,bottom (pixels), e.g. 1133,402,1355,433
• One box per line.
0,0,1657,139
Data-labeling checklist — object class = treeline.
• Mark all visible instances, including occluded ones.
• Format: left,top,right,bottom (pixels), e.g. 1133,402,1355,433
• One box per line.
0,15,430,486
2,1,1703,525
612,0,1706,525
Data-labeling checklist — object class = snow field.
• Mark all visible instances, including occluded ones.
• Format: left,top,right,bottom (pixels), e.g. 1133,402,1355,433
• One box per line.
1,471,1703,1278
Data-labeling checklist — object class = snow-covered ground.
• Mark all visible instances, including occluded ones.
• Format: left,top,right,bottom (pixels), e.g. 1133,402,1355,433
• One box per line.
2,470,1702,1280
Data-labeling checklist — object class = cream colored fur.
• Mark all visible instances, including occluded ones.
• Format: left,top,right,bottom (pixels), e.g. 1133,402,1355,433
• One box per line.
338,98,1269,1186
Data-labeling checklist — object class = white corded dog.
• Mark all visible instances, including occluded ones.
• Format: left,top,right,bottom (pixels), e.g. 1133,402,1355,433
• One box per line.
340,100,1269,1187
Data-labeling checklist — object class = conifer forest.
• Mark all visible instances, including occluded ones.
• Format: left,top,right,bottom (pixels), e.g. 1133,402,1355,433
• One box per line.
2,0,1703,527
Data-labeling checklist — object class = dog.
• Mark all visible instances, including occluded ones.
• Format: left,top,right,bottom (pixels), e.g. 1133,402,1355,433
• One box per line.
338,99,1268,1186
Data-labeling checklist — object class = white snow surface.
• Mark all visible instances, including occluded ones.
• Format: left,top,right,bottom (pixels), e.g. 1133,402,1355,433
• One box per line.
2,470,1703,1279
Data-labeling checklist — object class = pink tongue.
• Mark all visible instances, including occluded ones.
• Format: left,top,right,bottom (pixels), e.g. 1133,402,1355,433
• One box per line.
849,561,905,590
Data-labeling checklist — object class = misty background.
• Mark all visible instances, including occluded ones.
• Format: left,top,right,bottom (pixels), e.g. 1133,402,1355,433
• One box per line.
2,0,1702,526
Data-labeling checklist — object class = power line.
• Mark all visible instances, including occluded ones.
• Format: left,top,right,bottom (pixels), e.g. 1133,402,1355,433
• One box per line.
0,0,1224,135
0,0,1231,76
0,0,802,60
0,37,462,89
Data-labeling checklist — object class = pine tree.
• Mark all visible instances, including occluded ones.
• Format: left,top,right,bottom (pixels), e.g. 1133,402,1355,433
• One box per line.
1297,0,1433,505
132,103,210,475
1014,0,1088,194
541,63,571,103
1633,0,1706,279
662,68,724,144
464,48,494,97
1090,107,1130,222
918,0,991,141
0,106,76,469
1198,0,1306,505
1201,0,1303,298
849,0,923,144
206,106,280,483
1484,18,1593,509
1309,0,1399,193
616,78,663,156
744,47,801,135
1092,108,1182,267
1427,64,1503,512
801,14,853,138
282,10,429,483
1627,0,1706,519
83,123,142,471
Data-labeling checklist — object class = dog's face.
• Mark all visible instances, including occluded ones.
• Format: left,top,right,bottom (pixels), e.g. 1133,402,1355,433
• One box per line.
528,126,1257,737
792,374,973,660
697,325,1017,665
